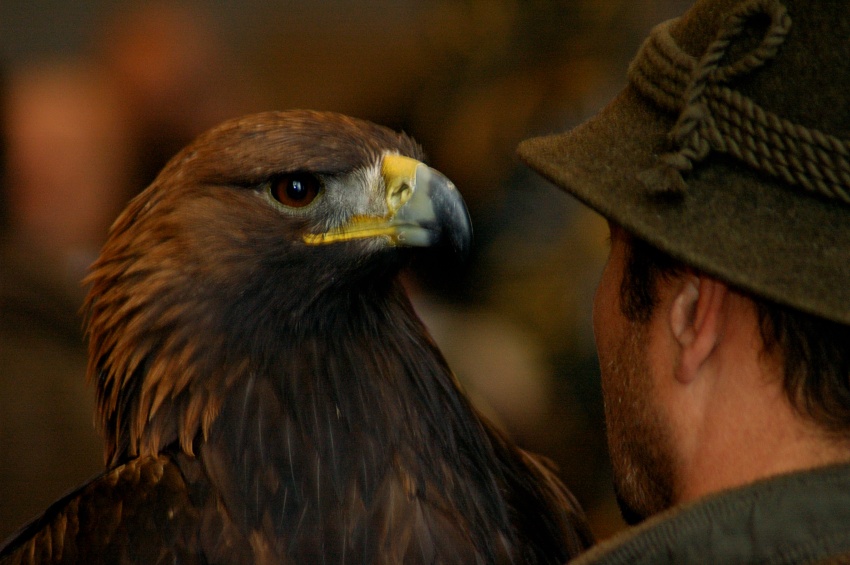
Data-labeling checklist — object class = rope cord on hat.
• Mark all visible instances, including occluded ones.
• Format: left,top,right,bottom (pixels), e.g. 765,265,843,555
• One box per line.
627,0,850,204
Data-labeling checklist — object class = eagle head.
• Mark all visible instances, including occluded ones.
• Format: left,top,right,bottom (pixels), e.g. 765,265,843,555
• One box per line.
84,110,471,465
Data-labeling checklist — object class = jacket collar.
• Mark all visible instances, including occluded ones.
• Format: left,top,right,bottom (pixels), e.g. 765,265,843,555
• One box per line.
573,463,850,564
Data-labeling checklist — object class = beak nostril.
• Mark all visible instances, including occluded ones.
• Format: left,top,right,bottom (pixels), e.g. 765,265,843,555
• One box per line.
386,180,414,214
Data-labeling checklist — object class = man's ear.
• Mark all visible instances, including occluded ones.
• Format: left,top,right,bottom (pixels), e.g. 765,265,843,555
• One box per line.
669,274,728,383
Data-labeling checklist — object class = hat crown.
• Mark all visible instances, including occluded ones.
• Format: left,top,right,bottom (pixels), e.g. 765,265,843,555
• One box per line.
629,0,850,203
673,0,850,137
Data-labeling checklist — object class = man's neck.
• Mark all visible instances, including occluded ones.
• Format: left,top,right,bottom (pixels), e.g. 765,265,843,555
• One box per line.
675,368,850,503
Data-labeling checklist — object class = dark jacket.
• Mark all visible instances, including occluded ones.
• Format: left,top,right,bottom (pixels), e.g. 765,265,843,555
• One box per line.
572,464,850,564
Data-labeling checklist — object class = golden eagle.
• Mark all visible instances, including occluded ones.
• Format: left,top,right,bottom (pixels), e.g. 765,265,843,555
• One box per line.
0,111,591,564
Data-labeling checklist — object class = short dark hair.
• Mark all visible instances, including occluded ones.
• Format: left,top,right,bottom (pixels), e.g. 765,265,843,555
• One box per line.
621,233,850,435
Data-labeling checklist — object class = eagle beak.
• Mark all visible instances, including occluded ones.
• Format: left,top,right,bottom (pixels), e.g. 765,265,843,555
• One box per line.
382,154,472,256
303,154,472,257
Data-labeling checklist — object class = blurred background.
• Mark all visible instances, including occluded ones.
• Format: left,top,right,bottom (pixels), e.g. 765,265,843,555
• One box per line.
0,0,690,543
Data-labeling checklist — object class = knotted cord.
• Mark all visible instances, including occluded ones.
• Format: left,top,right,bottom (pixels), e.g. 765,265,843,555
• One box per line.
627,0,850,204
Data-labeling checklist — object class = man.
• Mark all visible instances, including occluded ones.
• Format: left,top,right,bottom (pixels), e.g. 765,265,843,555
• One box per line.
518,0,850,562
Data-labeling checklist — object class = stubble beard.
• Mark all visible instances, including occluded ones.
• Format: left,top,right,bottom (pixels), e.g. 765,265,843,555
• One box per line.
601,321,677,525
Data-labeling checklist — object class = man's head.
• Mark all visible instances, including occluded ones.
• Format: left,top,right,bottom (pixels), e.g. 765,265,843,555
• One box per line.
518,0,850,521
620,229,850,436
588,220,850,526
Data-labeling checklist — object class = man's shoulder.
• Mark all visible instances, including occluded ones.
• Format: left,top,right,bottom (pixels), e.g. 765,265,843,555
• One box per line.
571,463,850,564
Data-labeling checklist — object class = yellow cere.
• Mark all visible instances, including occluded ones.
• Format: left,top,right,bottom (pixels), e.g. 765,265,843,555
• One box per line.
381,154,420,215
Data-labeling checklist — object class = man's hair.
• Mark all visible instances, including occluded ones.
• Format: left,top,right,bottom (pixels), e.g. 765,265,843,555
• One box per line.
621,234,850,435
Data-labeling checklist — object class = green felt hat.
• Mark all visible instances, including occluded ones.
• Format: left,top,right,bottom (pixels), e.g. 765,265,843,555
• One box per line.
518,0,850,325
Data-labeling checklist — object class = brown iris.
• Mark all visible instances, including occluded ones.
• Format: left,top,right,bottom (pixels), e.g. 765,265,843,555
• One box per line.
271,173,321,208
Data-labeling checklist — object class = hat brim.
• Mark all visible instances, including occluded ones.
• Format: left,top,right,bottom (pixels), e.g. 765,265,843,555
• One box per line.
517,85,850,324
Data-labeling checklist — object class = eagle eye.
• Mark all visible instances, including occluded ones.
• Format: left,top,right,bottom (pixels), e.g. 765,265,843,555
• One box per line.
270,173,321,208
